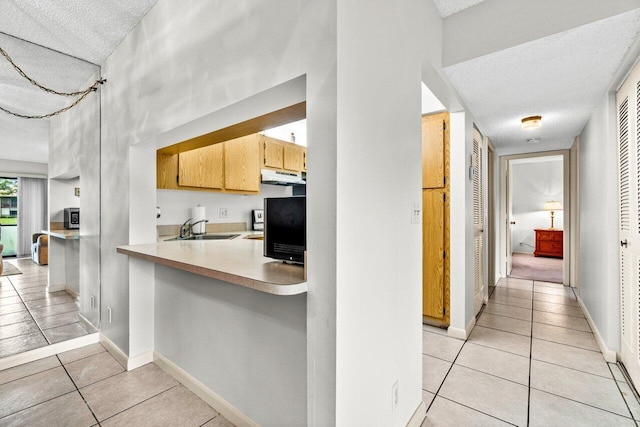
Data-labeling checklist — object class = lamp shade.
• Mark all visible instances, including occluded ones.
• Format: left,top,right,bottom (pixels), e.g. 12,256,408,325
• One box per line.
543,200,563,211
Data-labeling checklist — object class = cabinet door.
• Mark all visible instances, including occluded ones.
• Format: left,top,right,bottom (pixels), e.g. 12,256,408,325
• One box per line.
283,144,305,172
157,153,179,190
423,189,445,319
422,114,446,188
224,135,261,192
178,144,224,189
263,137,284,169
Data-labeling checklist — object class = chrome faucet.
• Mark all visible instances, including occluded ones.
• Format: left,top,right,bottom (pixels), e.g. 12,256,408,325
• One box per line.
191,219,209,234
179,218,192,238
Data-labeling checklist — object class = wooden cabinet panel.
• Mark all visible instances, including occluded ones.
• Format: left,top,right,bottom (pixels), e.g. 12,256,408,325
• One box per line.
263,137,284,169
157,153,179,190
224,135,261,192
178,144,224,189
423,189,445,319
422,114,446,189
283,144,305,172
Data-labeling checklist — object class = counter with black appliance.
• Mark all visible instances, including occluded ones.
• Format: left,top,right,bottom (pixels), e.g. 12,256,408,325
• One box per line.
117,232,306,296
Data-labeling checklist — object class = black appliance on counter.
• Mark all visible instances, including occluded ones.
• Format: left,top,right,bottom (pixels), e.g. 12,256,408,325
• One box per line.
264,196,305,263
64,208,80,229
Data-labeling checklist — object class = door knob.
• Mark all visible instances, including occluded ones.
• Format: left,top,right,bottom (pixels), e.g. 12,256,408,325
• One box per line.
621,239,629,248
510,221,516,225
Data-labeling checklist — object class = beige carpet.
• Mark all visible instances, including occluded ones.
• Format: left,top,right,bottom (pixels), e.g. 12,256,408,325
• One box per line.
1,262,22,276
509,252,562,283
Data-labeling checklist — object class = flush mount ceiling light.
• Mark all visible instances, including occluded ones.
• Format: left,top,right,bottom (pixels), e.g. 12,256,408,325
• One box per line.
527,138,540,144
521,115,542,131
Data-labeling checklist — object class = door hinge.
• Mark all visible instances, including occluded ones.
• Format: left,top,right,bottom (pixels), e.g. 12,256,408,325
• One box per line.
176,175,179,184
443,250,446,259
443,177,446,185
443,193,446,201
443,307,446,315
443,121,446,130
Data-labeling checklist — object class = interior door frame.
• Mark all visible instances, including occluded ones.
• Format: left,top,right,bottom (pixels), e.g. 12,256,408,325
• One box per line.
499,149,571,285
486,140,496,291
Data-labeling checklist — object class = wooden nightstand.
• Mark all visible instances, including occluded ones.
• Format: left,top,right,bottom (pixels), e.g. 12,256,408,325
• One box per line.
534,229,563,258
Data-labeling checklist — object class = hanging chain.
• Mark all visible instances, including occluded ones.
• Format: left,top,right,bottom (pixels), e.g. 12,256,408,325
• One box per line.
0,46,105,119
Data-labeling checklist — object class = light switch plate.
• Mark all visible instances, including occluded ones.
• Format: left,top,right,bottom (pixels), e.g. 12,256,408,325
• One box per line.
411,202,421,224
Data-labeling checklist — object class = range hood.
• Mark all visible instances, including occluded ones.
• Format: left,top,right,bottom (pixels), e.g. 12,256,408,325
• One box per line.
261,169,306,185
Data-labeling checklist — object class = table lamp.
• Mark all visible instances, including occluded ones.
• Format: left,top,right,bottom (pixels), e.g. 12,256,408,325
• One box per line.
543,200,563,229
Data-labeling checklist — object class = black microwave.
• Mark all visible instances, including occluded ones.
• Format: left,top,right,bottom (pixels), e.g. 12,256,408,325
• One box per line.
64,208,80,229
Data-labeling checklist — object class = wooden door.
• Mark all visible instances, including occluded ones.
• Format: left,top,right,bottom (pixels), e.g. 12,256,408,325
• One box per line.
472,127,484,316
617,61,640,386
422,115,445,188
422,112,449,324
224,135,261,192
423,189,445,318
178,144,224,189
283,144,305,172
157,153,179,190
263,137,284,169
505,160,514,275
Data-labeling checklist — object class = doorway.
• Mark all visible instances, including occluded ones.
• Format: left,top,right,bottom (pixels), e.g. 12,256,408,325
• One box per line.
501,151,571,285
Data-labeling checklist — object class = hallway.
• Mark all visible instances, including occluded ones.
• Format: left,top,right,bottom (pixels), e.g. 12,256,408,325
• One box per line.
422,278,639,426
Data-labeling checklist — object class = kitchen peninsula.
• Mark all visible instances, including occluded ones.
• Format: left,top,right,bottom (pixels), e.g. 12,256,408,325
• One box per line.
116,233,307,426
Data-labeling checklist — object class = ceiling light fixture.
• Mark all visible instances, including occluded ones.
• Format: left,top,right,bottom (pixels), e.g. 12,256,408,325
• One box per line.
521,115,542,131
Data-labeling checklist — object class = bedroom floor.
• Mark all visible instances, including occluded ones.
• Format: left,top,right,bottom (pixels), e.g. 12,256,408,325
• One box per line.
422,277,639,426
509,253,563,284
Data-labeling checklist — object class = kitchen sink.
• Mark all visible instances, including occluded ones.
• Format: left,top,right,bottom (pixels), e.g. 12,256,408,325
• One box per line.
166,234,240,241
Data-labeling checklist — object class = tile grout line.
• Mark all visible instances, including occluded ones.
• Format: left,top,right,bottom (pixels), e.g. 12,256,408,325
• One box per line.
96,384,181,424
0,389,79,422
2,274,49,351
529,386,636,421
425,329,468,413
435,395,518,426
606,362,639,425
56,354,101,425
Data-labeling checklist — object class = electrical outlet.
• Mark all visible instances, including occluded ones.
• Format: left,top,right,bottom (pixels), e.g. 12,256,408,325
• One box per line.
411,202,421,224
392,380,399,411
107,307,113,323
219,208,228,218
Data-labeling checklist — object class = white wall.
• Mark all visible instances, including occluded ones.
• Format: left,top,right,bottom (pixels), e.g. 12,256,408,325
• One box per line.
156,184,291,229
49,177,79,223
578,90,620,351
511,159,563,253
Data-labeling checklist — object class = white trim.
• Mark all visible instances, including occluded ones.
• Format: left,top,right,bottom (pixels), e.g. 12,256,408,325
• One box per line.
0,333,99,371
99,333,130,370
153,350,259,427
64,286,79,298
448,316,476,340
128,350,154,370
406,401,426,427
578,296,617,363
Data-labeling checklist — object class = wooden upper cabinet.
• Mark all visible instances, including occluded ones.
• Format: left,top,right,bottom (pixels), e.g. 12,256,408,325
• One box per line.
224,135,261,192
157,153,179,190
283,144,305,172
178,144,224,189
422,113,448,189
263,137,284,169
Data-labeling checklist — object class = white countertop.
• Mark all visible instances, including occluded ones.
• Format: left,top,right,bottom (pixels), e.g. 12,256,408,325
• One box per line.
117,233,306,295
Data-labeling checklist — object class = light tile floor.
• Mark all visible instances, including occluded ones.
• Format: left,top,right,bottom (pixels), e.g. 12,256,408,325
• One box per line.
0,258,93,358
0,342,235,426
423,277,640,426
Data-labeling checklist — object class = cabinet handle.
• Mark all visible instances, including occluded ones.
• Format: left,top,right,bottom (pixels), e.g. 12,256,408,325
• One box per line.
621,239,628,248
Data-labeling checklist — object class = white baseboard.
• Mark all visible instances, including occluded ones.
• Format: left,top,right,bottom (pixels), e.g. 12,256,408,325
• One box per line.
153,351,259,427
99,333,130,370
448,317,476,340
64,286,79,298
577,296,617,363
128,350,154,370
0,333,99,371
406,400,426,427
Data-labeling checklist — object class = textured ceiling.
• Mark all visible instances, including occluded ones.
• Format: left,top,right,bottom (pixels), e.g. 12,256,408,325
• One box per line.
444,9,640,154
432,0,487,18
0,0,158,165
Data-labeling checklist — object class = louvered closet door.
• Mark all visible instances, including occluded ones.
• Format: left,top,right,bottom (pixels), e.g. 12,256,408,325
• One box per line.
473,128,484,316
618,61,640,387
